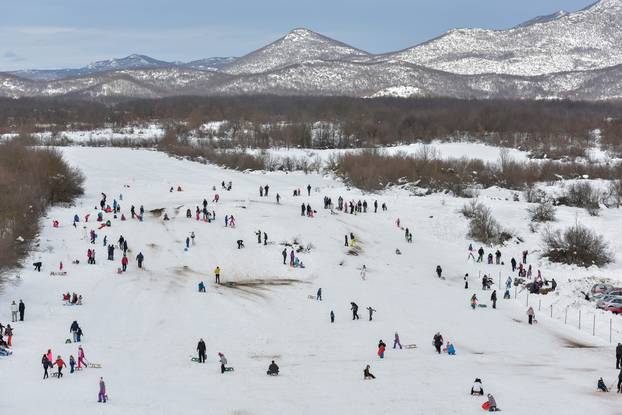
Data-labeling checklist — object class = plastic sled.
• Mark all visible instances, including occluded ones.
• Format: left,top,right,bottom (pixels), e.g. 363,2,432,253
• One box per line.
482,402,490,410
88,363,102,368
478,304,488,308
65,339,72,344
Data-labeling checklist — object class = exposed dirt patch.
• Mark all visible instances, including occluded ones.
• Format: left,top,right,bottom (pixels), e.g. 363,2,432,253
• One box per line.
562,338,599,349
221,278,305,299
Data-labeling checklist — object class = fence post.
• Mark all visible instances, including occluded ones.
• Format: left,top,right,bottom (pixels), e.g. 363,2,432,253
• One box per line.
526,293,529,307
565,307,568,324
514,286,517,299
538,299,541,312
610,318,613,343
593,314,596,336
579,310,582,331
550,304,553,318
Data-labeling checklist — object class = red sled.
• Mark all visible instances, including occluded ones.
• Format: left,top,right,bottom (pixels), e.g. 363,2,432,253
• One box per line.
482,402,490,410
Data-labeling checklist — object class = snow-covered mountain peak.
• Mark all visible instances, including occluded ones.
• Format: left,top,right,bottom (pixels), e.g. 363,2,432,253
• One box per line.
221,27,370,75
85,54,172,71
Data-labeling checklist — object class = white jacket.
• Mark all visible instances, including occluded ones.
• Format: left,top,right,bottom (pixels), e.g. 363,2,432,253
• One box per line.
11,303,18,312
472,381,483,392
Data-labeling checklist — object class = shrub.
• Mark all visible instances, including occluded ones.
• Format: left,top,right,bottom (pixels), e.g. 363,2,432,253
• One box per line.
466,203,512,245
542,224,612,267
560,182,600,215
0,140,84,271
460,199,484,219
528,201,556,222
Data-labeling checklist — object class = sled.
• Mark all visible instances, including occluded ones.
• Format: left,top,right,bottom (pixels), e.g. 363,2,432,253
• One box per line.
87,363,102,368
478,304,488,308
307,295,316,300
223,367,235,372
65,339,72,344
50,272,68,276
191,357,201,362
404,344,417,349
51,372,60,378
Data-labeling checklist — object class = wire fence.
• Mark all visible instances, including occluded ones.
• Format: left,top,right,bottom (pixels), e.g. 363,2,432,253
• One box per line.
479,270,622,344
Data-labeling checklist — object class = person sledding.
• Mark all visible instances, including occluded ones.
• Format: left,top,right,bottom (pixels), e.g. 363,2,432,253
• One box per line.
471,378,484,395
267,360,279,376
597,377,609,392
364,364,376,379
482,394,499,411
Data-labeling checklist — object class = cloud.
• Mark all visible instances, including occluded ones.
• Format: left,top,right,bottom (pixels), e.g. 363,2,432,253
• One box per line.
12,26,79,35
2,51,25,62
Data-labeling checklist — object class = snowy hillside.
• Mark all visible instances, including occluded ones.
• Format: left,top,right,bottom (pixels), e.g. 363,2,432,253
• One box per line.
1,146,621,414
384,0,622,76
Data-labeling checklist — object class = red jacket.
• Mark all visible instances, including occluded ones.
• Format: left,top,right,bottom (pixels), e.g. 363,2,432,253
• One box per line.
55,358,66,368
121,257,128,265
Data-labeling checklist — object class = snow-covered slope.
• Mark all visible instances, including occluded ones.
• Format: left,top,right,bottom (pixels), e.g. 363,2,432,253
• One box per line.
221,28,371,75
183,57,237,71
1,147,620,414
383,0,622,76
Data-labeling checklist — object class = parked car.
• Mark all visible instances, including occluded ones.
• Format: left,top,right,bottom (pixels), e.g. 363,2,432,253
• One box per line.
592,283,614,295
597,297,622,310
596,295,622,309
607,306,622,315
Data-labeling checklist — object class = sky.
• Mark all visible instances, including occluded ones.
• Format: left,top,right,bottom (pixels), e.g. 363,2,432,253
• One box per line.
0,0,596,71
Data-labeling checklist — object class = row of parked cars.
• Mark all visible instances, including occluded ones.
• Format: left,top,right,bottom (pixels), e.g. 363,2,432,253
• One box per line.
591,284,622,314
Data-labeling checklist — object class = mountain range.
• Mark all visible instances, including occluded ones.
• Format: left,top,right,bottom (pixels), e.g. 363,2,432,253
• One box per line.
2,0,621,100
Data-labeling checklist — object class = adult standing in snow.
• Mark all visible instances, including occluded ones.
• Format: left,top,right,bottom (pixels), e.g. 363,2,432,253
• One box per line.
351,302,359,320
616,343,622,369
70,321,80,342
18,300,25,321
464,273,469,289
360,265,367,280
197,339,206,363
435,265,442,278
393,332,402,349
256,230,262,244
433,332,443,354
136,252,144,269
307,184,311,196
263,232,268,246
218,352,229,373
330,311,335,323
42,353,50,379
98,377,107,403
617,368,622,393
511,257,517,272
214,266,221,284
11,300,18,322
316,288,322,301
276,193,280,204
490,290,497,309
264,185,269,197
367,306,376,321
527,306,535,325
282,248,287,265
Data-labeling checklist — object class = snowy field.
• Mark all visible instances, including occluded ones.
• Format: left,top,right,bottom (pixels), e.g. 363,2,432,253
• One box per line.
1,147,622,414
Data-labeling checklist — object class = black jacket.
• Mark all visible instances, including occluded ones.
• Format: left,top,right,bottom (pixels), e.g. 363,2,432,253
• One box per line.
19,302,25,312
197,340,206,352
617,344,622,356
268,363,279,373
